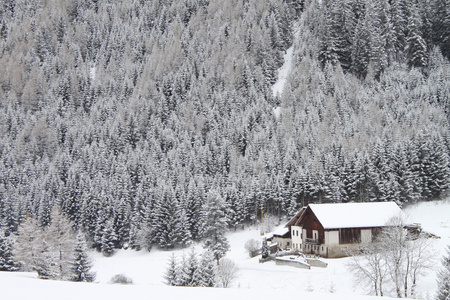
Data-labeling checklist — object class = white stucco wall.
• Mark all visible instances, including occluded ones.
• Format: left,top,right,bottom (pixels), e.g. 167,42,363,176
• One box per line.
361,229,372,244
325,230,339,246
291,225,302,250
312,230,318,240
273,236,288,250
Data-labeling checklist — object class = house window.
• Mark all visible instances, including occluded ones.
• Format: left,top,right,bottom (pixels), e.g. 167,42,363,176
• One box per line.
339,228,361,244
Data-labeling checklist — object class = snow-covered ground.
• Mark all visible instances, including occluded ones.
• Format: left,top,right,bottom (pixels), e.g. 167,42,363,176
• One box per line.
1,199,448,300
271,46,293,121
272,46,294,99
271,22,299,120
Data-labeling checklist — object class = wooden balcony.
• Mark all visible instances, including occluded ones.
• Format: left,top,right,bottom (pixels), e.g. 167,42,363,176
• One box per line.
305,238,321,245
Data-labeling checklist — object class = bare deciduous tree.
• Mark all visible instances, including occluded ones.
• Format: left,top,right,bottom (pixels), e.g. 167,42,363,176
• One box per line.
216,258,239,288
14,207,76,280
347,241,387,296
347,214,436,298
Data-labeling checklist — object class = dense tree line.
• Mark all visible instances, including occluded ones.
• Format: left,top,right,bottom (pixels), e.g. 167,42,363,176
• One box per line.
0,0,449,254
165,249,238,288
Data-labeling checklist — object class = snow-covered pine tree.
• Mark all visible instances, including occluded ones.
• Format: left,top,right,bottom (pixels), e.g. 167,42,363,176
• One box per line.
196,250,216,287
152,185,184,249
0,230,17,271
174,197,192,248
406,3,428,68
114,197,131,249
181,248,199,287
101,219,117,257
70,231,96,282
261,238,269,259
164,253,180,286
436,245,450,300
201,190,230,263
185,179,204,241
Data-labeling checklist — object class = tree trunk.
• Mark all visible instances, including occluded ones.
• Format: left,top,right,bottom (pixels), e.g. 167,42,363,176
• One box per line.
378,268,383,297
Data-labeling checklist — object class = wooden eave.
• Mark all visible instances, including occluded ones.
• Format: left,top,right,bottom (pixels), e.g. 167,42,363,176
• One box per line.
323,226,385,231
297,206,325,231
286,206,306,227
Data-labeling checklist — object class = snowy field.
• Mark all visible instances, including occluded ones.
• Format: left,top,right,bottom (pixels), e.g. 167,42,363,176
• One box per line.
0,199,449,300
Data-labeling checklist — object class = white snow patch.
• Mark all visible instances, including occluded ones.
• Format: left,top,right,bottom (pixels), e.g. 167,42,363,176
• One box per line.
90,66,96,81
272,46,294,98
272,106,282,119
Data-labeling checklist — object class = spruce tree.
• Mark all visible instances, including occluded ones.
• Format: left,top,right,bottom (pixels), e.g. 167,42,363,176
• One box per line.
201,190,230,263
0,230,17,271
101,219,117,257
152,185,187,249
164,254,179,286
181,248,199,287
436,245,450,300
406,3,428,68
70,231,96,282
196,251,216,287
262,238,269,259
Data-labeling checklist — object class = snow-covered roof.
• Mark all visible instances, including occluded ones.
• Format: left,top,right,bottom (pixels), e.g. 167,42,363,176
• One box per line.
272,226,290,237
308,202,403,229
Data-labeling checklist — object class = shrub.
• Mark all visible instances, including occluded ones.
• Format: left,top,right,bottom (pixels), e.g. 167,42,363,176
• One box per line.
109,274,133,284
244,239,261,258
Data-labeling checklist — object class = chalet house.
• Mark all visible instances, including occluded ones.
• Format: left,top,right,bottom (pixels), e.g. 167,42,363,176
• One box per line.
286,202,403,258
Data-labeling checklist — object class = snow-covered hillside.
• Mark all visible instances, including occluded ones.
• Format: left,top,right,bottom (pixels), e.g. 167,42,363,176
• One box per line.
1,199,448,300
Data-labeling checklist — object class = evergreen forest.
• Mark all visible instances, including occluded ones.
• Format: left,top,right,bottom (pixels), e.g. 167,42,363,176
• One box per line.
0,0,449,252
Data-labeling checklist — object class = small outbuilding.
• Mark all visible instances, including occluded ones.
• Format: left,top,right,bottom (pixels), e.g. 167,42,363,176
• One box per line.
271,227,291,250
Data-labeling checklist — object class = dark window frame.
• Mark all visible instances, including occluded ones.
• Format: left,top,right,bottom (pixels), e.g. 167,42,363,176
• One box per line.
339,228,361,244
